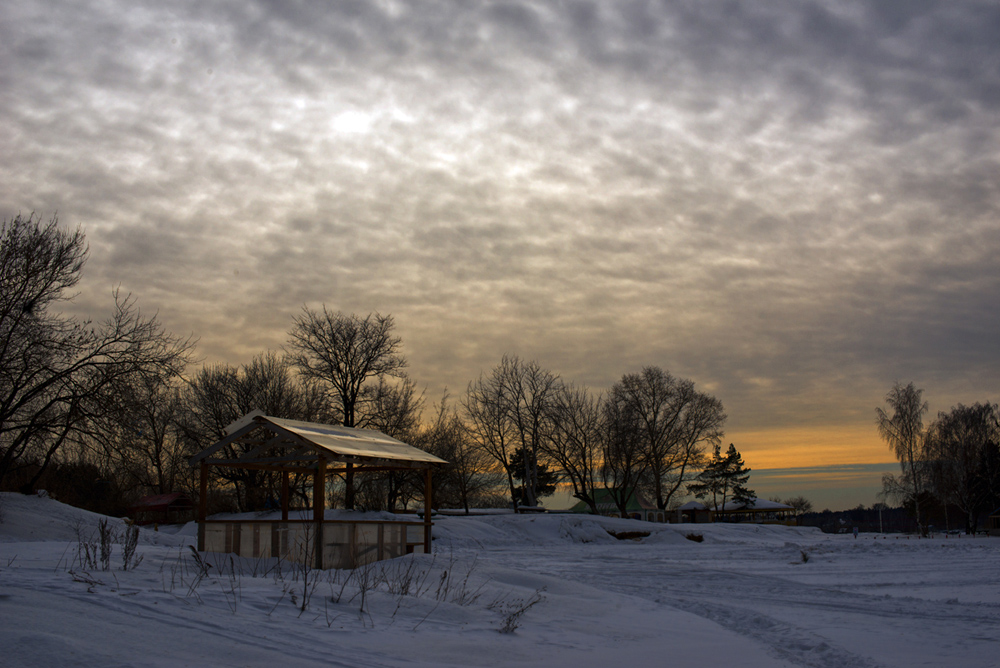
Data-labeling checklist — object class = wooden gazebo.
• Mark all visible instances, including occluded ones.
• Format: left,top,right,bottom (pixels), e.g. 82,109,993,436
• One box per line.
189,412,447,569
712,498,796,524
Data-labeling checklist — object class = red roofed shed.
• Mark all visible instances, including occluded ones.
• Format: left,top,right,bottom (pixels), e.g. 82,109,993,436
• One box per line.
130,492,194,525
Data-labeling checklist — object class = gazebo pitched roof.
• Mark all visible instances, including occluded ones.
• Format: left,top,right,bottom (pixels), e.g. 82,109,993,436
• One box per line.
677,501,708,511
188,411,447,470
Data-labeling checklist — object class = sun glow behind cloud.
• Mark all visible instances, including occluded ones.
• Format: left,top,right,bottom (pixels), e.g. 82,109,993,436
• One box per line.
330,110,375,135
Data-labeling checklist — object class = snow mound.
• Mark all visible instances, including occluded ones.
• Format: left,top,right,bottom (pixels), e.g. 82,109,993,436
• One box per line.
433,513,747,549
2,494,998,668
433,513,670,549
0,492,190,547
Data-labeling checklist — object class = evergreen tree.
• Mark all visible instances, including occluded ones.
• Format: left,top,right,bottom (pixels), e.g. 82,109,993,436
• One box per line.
688,443,754,518
727,445,755,506
510,446,558,505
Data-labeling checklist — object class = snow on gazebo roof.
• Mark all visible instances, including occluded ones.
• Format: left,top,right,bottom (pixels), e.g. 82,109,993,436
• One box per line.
677,501,708,511
189,411,447,469
717,498,794,512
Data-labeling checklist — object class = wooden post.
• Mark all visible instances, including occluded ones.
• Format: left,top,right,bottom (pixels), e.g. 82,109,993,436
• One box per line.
345,462,355,510
281,471,289,521
313,457,326,569
423,468,433,554
198,461,208,551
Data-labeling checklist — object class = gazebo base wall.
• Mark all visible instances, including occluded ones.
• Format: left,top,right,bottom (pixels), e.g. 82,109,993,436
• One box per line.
201,519,428,569
711,511,797,525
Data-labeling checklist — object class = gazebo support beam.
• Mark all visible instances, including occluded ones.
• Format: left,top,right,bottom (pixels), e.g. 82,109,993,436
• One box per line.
281,471,289,521
345,463,354,510
424,468,433,554
313,457,326,569
198,461,208,551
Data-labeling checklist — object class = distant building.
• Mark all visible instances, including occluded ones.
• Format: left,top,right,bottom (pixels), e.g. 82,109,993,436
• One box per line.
712,498,796,524
129,492,194,526
675,500,712,523
569,489,667,523
988,507,1000,537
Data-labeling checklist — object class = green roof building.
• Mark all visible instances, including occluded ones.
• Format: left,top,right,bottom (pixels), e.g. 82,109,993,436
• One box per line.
569,489,666,523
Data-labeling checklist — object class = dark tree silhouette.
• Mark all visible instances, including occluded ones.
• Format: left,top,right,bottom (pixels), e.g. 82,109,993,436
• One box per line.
510,446,558,505
877,382,929,534
688,443,754,517
542,383,603,515
924,402,1000,534
462,355,558,510
176,352,328,511
601,382,648,518
613,367,725,510
287,308,406,428
0,214,194,490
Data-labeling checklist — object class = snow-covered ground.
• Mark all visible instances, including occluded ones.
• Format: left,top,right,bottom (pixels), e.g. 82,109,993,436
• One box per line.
1,492,997,668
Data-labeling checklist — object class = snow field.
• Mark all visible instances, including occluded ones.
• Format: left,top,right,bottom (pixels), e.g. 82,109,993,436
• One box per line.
1,492,998,667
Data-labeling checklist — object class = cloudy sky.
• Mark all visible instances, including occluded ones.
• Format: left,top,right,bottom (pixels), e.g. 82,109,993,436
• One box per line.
3,0,999,497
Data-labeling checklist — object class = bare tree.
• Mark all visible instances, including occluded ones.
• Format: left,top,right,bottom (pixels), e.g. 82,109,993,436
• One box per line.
0,214,194,489
782,495,813,516
614,367,724,510
179,351,327,442
358,373,424,437
286,308,405,428
177,364,239,443
500,356,559,508
419,392,504,513
601,382,648,517
238,351,330,422
924,402,1000,534
461,355,558,509
876,382,930,535
657,390,725,507
177,351,327,511
352,374,425,511
462,362,519,509
83,371,188,498
542,384,603,514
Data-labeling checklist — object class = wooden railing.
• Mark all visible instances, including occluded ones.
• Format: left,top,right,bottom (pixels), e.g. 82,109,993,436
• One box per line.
199,518,429,569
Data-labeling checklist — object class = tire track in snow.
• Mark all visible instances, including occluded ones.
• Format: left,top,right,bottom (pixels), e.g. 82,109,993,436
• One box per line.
487,547,1000,668
563,563,884,668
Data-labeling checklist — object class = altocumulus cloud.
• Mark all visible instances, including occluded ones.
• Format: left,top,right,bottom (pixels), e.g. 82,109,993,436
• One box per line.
2,0,998,453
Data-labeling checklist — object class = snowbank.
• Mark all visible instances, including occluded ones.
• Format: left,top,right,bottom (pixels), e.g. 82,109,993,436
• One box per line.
0,492,190,547
1,492,998,668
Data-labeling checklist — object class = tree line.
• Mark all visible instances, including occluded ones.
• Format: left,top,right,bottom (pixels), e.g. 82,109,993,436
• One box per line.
461,357,734,515
877,382,1000,534
2,214,751,519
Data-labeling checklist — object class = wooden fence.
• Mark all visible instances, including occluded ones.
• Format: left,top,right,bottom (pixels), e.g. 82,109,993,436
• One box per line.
200,519,428,569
